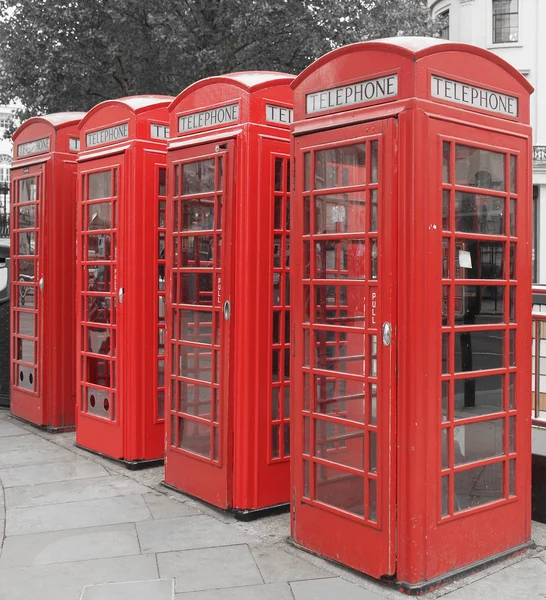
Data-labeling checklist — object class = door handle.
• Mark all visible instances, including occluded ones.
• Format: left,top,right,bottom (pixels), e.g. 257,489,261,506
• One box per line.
223,300,231,320
382,322,392,347
39,277,44,292
118,287,124,304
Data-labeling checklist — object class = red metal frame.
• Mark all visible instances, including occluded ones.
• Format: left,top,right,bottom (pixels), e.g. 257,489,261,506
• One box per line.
76,96,172,463
164,72,295,512
10,113,85,430
290,38,533,588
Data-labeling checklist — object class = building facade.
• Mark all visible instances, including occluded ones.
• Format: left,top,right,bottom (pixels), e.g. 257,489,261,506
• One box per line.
0,103,19,232
428,0,546,283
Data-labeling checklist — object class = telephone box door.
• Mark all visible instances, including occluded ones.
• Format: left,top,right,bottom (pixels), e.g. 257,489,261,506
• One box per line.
166,141,234,508
11,165,44,421
292,119,397,578
77,157,123,450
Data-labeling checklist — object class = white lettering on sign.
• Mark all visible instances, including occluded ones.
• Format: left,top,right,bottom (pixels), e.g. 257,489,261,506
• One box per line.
431,75,518,118
17,137,50,157
178,103,239,133
306,74,398,115
150,123,170,139
371,291,377,326
69,138,80,152
86,123,129,147
265,104,293,125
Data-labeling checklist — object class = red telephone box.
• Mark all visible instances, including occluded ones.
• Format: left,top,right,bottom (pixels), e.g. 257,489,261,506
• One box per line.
10,113,85,430
76,96,173,466
290,38,533,589
164,72,294,515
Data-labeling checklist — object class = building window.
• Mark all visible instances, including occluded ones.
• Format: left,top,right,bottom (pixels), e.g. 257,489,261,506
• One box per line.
438,10,450,40
492,0,518,44
0,114,11,129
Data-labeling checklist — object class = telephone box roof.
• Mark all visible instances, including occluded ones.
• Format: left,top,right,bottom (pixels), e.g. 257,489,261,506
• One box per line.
13,112,87,139
292,36,533,93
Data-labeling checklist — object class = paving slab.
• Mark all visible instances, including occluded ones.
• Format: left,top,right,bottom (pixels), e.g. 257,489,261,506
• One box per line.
250,544,335,583
0,554,158,600
6,494,152,536
157,544,263,593
174,582,294,600
440,555,546,599
290,577,387,600
80,578,174,600
0,442,75,468
0,458,109,487
136,515,254,553
4,475,151,508
0,523,141,569
0,421,28,438
142,493,202,520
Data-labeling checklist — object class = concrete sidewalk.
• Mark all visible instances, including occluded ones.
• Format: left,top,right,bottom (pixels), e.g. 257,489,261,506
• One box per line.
0,408,545,600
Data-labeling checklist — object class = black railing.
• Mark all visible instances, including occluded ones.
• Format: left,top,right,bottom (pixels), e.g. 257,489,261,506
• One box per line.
533,146,546,164
0,213,9,238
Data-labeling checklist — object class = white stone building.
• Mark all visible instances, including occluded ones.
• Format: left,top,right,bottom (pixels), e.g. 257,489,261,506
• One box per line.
428,0,546,283
0,103,19,221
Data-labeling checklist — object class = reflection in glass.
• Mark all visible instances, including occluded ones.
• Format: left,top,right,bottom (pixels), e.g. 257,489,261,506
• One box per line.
455,145,505,190
314,463,364,517
87,266,111,291
315,239,366,280
87,327,110,355
455,193,504,235
314,420,364,470
510,155,517,193
17,285,35,308
183,159,215,195
87,356,111,387
443,190,450,231
18,259,35,280
180,273,213,305
158,168,167,196
304,153,311,191
19,177,37,203
454,374,503,418
454,461,503,512
313,284,365,327
509,459,516,496
454,240,504,280
314,329,364,377
18,205,36,228
371,141,378,183
182,199,215,231
86,296,111,324
18,232,35,255
443,142,450,183
17,338,34,363
315,193,366,234
87,202,112,230
454,418,504,465
17,312,35,337
87,234,111,260
510,198,516,237
315,144,365,189
455,330,503,372
178,418,211,458
442,476,449,516
370,189,378,232
442,380,449,421
88,171,112,200
454,286,504,325
179,310,213,344
442,428,449,469
179,381,212,417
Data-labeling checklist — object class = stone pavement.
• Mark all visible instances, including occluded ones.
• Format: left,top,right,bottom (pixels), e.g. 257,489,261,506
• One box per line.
0,408,545,600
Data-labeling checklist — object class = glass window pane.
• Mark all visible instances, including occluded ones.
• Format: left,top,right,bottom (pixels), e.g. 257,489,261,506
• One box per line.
442,190,450,231
17,312,35,337
87,203,112,230
180,236,214,267
510,155,517,193
179,310,213,344
86,296,112,324
443,142,450,183
455,193,504,235
314,375,365,423
313,329,364,378
87,234,111,260
454,330,504,372
315,193,366,234
180,273,213,305
455,241,504,280
159,168,166,196
315,239,366,280
454,418,504,465
182,159,215,195
182,199,215,231
314,420,364,470
87,327,111,355
315,144,365,189
87,266,111,292
18,232,35,255
313,284,366,328
454,286,504,325
370,141,378,183
454,374,503,418
179,381,212,417
454,462,503,512
179,346,213,383
18,205,36,228
19,177,37,203
17,338,34,363
178,418,211,458
88,171,112,200
455,145,505,190
314,463,364,517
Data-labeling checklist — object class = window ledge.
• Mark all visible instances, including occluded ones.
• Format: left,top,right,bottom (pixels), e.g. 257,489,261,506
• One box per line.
487,43,523,50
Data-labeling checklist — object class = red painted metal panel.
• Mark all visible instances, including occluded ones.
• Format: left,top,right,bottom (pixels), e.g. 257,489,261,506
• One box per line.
290,37,533,588
10,113,84,430
75,96,172,463
164,72,294,512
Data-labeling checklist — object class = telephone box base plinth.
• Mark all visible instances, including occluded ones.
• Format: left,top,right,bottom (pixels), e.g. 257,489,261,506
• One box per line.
10,413,75,433
74,444,164,470
161,481,289,520
288,538,533,595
